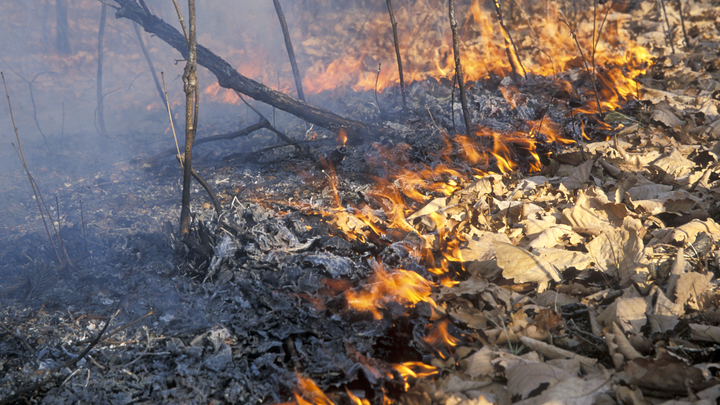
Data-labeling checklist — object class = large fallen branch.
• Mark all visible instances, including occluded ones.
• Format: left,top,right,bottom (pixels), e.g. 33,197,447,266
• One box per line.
112,0,384,142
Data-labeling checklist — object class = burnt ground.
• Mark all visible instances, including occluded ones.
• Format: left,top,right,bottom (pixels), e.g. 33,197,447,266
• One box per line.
2,1,720,405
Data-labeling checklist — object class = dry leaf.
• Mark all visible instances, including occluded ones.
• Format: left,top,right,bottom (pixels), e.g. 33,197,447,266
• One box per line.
585,217,647,287
560,159,594,191
597,297,648,334
651,103,684,128
494,242,561,293
674,272,713,310
666,218,720,244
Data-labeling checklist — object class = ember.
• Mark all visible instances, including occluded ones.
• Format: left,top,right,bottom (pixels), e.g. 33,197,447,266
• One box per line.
2,0,720,404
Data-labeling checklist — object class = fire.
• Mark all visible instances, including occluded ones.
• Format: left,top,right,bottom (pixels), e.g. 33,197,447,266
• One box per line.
200,0,652,112
294,373,335,405
345,260,436,320
422,319,460,359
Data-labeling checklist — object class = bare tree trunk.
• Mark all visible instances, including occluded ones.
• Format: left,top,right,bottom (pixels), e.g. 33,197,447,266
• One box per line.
179,0,199,238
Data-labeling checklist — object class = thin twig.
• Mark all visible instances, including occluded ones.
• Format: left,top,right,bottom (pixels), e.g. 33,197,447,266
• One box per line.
170,0,189,44
2,72,62,263
272,0,305,102
448,0,472,134
658,0,676,54
235,90,305,153
559,14,603,116
386,0,407,111
134,21,173,121
492,0,526,80
676,0,689,47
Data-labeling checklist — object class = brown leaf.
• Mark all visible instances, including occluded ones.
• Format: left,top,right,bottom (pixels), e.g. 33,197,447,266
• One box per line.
494,242,561,293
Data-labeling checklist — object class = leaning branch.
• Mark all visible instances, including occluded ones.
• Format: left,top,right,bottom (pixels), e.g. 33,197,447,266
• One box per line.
272,0,305,102
112,0,384,143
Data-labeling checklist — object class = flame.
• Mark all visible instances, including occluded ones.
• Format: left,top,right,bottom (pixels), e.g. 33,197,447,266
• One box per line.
423,320,460,359
345,260,436,320
294,373,335,405
336,129,348,147
345,388,371,405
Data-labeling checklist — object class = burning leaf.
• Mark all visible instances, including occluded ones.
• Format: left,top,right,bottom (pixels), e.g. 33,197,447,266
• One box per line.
494,242,561,293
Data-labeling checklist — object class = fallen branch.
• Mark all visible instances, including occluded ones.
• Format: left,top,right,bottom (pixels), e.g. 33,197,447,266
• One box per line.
112,0,384,143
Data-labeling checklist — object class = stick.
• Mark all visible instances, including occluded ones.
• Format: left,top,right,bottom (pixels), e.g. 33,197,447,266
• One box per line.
448,0,472,134
112,0,385,142
491,0,526,81
235,90,306,153
658,0,676,54
676,0,689,47
272,0,305,102
96,2,108,136
2,72,62,264
176,154,223,217
178,0,198,238
559,14,603,116
133,21,173,120
386,0,407,111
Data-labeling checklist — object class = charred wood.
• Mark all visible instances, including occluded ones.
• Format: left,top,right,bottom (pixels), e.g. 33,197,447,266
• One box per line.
112,0,387,143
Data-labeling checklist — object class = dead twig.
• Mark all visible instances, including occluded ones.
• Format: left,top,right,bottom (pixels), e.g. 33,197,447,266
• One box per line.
272,0,305,102
2,72,63,264
448,0,472,134
386,0,407,111
559,12,603,116
676,0,689,47
658,0,676,54
491,0,526,81
134,21,174,125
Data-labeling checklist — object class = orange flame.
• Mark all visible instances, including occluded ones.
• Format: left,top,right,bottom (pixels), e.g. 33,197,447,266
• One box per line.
294,373,335,405
345,260,436,320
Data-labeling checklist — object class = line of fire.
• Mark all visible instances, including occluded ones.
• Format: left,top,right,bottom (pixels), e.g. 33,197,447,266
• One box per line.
1,0,720,404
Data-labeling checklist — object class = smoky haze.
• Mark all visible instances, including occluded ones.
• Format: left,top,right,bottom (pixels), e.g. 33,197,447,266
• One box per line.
0,0,311,231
